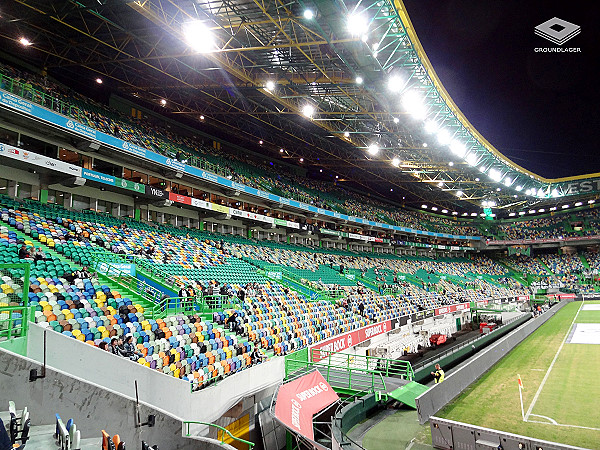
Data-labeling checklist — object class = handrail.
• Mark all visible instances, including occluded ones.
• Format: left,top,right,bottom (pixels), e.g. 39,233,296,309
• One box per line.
0,306,33,341
183,421,255,448
311,348,414,381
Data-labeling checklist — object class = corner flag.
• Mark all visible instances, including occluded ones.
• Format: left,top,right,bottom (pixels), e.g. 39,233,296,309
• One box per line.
517,374,525,421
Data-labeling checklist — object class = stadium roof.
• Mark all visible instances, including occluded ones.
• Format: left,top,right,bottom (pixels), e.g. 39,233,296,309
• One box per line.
1,0,598,215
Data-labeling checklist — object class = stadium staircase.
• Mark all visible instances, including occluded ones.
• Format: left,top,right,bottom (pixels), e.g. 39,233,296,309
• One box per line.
580,253,590,269
536,257,555,277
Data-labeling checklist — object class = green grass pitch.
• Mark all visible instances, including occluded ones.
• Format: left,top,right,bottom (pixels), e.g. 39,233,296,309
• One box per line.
438,301,600,449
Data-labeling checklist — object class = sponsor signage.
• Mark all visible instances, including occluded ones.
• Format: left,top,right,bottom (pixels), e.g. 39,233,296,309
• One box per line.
311,321,391,361
96,262,136,276
434,302,470,317
266,271,282,280
82,169,116,185
274,371,339,441
0,142,82,176
168,192,192,205
146,186,168,199
115,177,145,194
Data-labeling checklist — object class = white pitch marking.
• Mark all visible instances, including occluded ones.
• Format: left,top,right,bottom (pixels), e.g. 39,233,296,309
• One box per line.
528,413,558,425
526,419,600,432
524,301,584,421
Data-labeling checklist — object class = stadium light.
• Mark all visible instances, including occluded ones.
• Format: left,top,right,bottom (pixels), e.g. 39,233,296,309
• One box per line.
470,213,477,217
550,206,557,210
456,190,464,197
450,141,466,158
475,178,480,182
348,14,368,36
529,210,536,214
302,104,315,118
424,120,438,134
488,168,502,182
589,199,595,204
516,185,523,191
279,148,284,153
160,99,167,106
551,189,560,197
509,212,516,217
391,157,400,167
355,76,363,84
538,208,545,212
421,204,428,209
199,115,205,120
259,140,263,145
19,37,32,46
431,207,438,211
183,21,215,53
465,153,478,167
437,129,451,145
453,212,459,215
388,76,403,93
575,202,583,206
299,158,304,163
402,90,426,119
504,177,512,187
479,166,487,173
367,143,379,155
442,209,448,213
393,117,400,124
95,78,103,84
448,161,454,166
344,131,350,138
562,204,570,209
423,142,428,148
303,9,314,19
265,80,276,91
519,211,526,215
437,182,444,187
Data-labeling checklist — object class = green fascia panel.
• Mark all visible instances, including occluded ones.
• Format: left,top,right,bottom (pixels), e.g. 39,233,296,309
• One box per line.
388,381,429,409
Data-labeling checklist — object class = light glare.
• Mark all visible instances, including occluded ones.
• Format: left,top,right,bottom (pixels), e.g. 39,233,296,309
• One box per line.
183,21,215,53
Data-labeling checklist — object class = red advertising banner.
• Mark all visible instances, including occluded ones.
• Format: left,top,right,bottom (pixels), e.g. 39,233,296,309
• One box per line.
274,371,339,441
434,302,470,317
517,295,530,301
168,192,192,205
311,321,392,361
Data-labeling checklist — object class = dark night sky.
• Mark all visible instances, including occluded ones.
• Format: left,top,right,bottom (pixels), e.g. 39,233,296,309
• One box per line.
403,0,600,179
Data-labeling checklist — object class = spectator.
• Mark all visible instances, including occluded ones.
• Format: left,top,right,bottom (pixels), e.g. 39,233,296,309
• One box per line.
121,335,142,361
178,284,188,309
109,338,120,355
226,311,240,333
18,244,31,260
98,341,109,351
33,247,46,262
431,364,445,383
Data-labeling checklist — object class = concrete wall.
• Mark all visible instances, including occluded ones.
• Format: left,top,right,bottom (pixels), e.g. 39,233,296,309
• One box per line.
416,300,569,424
0,347,237,450
430,416,587,450
27,324,286,424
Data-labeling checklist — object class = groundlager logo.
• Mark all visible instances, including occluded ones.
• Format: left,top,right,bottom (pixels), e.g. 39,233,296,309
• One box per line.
66,120,74,129
535,17,580,45
534,18,581,52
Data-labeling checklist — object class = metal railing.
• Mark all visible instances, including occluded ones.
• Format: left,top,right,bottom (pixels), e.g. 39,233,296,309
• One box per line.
183,421,255,448
0,306,34,342
311,348,414,381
